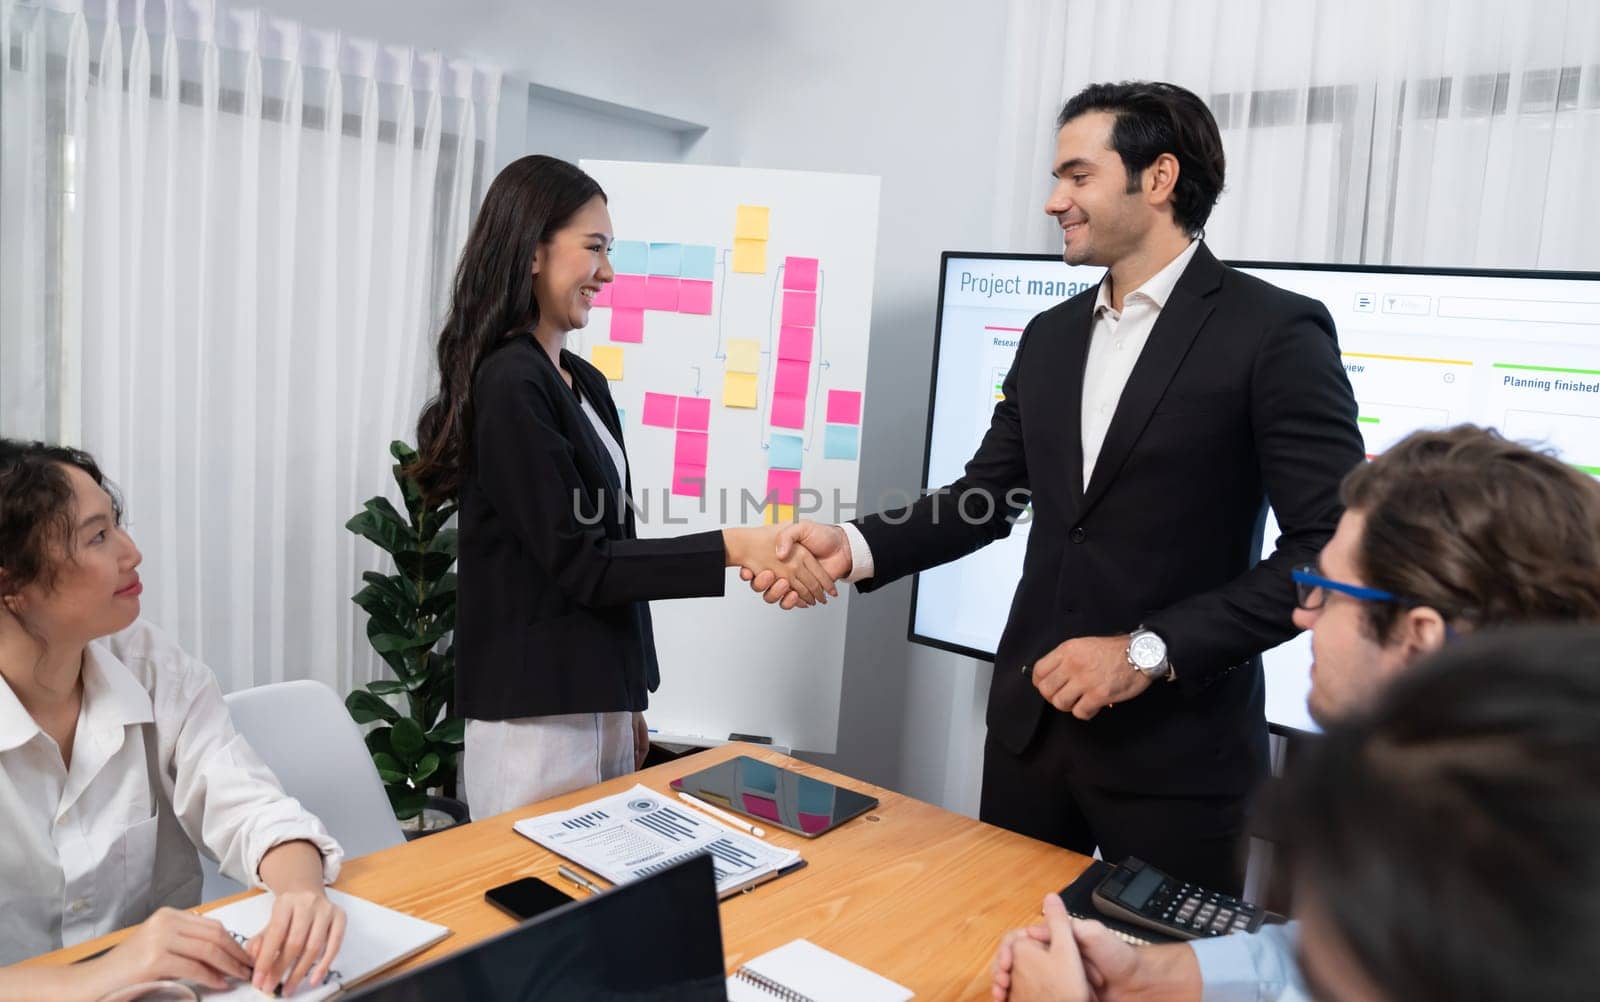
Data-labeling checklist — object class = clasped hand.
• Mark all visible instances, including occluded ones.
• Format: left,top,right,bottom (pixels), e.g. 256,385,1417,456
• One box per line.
725,523,845,610
735,520,852,609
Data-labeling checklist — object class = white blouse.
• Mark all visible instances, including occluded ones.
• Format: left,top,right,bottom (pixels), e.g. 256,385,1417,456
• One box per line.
0,619,343,962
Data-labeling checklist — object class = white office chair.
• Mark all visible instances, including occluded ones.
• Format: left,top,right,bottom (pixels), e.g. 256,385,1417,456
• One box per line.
198,679,405,902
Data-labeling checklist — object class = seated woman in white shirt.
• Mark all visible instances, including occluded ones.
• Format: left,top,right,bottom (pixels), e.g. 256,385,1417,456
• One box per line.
0,439,346,1000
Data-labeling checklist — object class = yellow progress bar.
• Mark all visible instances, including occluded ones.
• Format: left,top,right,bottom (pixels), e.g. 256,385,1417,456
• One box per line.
1343,351,1473,366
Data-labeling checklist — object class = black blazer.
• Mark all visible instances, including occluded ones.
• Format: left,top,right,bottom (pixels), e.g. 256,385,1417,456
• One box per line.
856,244,1363,797
454,336,726,721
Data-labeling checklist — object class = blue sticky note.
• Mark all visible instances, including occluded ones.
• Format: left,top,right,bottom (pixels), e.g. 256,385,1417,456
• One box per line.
681,245,717,281
610,240,649,274
648,242,683,277
824,424,859,461
768,433,804,471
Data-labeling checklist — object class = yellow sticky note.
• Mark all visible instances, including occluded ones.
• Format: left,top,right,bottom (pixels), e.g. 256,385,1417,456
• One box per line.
734,204,770,240
723,371,758,409
590,345,624,381
765,503,796,526
726,339,760,374
732,238,766,274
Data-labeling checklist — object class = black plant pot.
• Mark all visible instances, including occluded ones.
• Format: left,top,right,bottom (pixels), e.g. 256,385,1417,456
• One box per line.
402,795,470,841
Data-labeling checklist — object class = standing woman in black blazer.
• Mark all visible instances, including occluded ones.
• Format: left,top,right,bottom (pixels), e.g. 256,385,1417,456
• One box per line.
408,156,832,818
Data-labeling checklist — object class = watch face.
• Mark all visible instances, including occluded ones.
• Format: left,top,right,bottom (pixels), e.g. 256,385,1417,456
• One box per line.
1130,632,1166,669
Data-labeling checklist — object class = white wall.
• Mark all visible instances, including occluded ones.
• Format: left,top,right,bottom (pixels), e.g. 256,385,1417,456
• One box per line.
249,0,1018,815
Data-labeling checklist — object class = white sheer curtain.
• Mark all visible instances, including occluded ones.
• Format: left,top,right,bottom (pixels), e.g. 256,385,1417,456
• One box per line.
0,0,500,695
993,0,1600,270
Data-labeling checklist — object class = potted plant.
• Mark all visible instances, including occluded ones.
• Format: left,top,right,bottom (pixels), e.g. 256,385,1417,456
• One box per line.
345,440,468,837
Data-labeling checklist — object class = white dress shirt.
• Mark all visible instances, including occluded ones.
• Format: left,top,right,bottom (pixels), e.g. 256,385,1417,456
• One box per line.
0,618,343,962
840,241,1201,581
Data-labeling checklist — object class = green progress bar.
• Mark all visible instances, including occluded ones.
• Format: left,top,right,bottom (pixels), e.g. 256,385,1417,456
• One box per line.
1358,416,1381,424
1578,464,1600,476
1493,362,1600,377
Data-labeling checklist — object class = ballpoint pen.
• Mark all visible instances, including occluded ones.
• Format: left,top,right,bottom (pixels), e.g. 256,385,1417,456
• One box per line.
677,790,767,838
556,864,606,895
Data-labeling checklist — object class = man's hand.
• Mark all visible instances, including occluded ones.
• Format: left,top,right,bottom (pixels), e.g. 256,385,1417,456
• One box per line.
740,521,853,606
1030,634,1153,719
1006,894,1093,1002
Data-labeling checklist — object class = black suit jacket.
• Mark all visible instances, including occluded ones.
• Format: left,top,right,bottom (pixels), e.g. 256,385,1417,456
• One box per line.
856,245,1363,797
454,336,726,721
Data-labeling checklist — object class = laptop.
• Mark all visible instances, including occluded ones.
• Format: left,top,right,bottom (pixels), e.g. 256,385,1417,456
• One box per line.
344,854,728,1001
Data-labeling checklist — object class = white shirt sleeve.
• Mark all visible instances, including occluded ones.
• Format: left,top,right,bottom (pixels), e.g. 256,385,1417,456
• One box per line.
135,628,344,889
838,522,876,584
1188,921,1309,1002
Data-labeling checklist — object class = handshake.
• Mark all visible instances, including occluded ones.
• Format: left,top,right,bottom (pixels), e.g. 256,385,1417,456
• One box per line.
724,520,853,609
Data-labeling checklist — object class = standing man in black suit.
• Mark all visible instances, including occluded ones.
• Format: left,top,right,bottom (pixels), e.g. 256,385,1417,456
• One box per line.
750,82,1364,893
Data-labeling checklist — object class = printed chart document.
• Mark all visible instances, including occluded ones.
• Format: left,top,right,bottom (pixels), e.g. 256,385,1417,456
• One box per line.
727,939,913,1002
196,888,450,999
514,784,802,898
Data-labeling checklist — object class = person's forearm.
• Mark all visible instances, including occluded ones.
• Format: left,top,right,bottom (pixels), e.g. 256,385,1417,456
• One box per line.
1123,943,1205,1002
257,839,327,893
0,961,113,1002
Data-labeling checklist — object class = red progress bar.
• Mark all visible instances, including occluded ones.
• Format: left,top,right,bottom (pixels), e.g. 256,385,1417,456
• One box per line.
984,325,1025,332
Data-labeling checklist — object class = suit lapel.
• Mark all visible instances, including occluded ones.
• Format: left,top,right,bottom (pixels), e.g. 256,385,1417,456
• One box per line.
1079,245,1223,515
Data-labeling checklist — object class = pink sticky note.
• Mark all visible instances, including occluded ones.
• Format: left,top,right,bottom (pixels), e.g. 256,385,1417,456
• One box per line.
609,307,644,343
677,396,711,431
777,325,813,363
676,430,709,467
781,290,817,327
678,279,714,315
644,276,680,312
672,464,707,498
642,392,678,428
766,468,801,507
771,392,806,429
611,274,648,309
826,389,863,425
774,359,810,398
783,257,819,292
591,282,613,307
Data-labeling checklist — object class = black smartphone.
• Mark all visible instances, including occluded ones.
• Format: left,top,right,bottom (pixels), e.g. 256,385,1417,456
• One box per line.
484,876,574,921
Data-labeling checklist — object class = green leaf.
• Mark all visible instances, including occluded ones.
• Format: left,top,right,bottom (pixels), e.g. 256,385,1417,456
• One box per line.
412,752,441,785
393,549,455,581
352,584,408,627
364,497,418,546
365,727,394,758
372,752,407,785
389,440,419,465
346,510,403,555
428,528,458,558
346,690,400,725
387,785,428,821
365,678,410,695
371,632,436,655
426,717,465,745
391,717,426,765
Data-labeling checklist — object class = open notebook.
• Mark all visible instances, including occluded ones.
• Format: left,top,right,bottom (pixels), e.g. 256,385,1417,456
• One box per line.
195,888,450,1000
727,939,912,1002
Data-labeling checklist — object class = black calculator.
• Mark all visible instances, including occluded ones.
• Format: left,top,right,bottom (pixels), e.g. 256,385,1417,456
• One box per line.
1091,856,1270,940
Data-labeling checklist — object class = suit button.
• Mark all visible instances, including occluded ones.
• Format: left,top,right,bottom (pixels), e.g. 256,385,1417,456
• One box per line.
1069,526,1087,543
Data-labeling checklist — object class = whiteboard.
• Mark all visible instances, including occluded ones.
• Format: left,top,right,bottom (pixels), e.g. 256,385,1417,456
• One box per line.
576,160,881,752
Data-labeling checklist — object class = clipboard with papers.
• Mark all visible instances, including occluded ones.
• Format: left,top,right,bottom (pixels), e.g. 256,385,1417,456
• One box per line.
514,784,805,898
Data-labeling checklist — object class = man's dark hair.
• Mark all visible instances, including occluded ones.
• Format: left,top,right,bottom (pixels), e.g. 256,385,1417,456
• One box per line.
1341,424,1600,640
1272,625,1600,1000
1056,81,1225,238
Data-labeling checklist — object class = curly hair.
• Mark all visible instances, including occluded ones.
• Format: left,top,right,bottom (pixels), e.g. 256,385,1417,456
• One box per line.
0,438,122,600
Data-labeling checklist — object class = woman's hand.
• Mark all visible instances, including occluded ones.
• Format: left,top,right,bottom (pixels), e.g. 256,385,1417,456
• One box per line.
246,888,346,996
633,711,650,770
90,906,255,993
723,526,838,609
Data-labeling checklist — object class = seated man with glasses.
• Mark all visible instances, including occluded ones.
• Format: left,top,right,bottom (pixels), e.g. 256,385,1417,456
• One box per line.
991,424,1600,1002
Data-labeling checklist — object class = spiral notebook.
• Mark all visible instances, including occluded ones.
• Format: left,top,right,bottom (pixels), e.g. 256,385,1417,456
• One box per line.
726,939,912,1002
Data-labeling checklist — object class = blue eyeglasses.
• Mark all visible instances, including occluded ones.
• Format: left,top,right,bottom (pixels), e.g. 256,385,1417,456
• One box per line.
1291,564,1403,611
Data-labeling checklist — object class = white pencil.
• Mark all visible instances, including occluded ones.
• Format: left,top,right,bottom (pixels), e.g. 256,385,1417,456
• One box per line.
677,790,767,838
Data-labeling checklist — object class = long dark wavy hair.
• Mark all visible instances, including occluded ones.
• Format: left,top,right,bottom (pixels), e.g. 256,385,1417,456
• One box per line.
408,155,606,502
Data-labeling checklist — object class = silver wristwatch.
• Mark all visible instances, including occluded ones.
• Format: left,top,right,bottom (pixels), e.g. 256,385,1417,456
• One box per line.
1127,627,1175,681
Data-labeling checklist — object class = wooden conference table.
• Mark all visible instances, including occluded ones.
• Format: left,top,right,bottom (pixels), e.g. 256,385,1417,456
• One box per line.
29,743,1093,999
